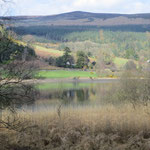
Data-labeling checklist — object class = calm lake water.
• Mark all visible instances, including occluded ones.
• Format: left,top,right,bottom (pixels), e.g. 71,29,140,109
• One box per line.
24,80,119,111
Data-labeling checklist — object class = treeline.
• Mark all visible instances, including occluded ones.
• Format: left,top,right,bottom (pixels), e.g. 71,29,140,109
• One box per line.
45,47,96,69
11,24,150,42
58,30,150,60
64,30,150,60
11,26,95,42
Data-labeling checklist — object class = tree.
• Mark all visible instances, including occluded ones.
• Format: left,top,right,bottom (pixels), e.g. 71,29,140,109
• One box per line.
0,25,36,63
87,52,92,57
56,47,74,68
125,60,137,71
64,47,71,54
125,49,139,60
47,57,56,66
76,51,89,69
0,0,14,16
0,60,38,130
0,24,38,130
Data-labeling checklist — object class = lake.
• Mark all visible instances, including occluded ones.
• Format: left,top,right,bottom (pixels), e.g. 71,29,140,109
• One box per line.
23,79,119,112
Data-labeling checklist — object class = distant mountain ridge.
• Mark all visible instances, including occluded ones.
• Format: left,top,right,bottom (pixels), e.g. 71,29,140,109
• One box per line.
1,11,150,26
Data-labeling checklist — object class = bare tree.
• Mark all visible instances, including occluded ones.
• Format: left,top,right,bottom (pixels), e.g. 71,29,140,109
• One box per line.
0,0,14,17
0,60,39,129
0,1,39,130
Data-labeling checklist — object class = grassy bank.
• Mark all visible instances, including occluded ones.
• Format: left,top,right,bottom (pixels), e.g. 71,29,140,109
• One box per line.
1,104,150,150
36,70,98,79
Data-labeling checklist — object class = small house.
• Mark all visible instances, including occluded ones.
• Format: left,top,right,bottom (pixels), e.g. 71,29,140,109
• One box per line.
147,60,150,63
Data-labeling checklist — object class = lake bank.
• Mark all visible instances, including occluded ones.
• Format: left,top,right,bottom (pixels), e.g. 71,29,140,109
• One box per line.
35,70,120,79
25,77,119,84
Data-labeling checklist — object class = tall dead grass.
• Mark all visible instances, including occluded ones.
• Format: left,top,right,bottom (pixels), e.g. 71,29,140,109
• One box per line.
1,104,150,150
16,104,150,133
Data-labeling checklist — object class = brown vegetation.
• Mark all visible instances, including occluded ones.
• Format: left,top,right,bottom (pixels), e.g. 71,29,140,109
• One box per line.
1,104,150,150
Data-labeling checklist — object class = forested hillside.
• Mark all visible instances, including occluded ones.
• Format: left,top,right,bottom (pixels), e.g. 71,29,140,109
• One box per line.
11,25,150,61
2,11,149,71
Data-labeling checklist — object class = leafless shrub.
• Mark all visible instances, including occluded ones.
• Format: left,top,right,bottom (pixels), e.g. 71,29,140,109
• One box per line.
107,70,150,109
0,60,39,130
0,0,39,133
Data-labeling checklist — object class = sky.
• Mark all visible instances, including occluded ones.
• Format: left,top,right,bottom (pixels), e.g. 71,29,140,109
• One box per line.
1,0,150,16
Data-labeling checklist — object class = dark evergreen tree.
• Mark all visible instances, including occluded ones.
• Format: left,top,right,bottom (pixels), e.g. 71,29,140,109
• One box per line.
76,51,89,69
56,47,74,68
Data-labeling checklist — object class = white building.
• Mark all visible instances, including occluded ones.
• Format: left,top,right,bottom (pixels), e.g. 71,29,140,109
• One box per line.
147,60,150,63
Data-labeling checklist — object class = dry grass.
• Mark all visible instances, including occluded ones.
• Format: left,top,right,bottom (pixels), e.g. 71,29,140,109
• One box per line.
17,105,150,133
34,45,63,58
1,104,150,150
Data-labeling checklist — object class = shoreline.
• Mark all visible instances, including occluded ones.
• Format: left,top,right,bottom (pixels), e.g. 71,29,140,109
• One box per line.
24,78,119,84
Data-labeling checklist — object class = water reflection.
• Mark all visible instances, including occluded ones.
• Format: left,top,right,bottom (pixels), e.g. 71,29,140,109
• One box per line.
36,82,116,106
1,81,118,112
38,88,90,103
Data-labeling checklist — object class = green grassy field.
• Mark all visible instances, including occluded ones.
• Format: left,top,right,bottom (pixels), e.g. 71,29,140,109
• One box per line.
36,70,98,79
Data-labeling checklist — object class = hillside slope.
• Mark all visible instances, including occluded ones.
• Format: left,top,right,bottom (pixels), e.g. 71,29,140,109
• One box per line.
2,11,150,26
